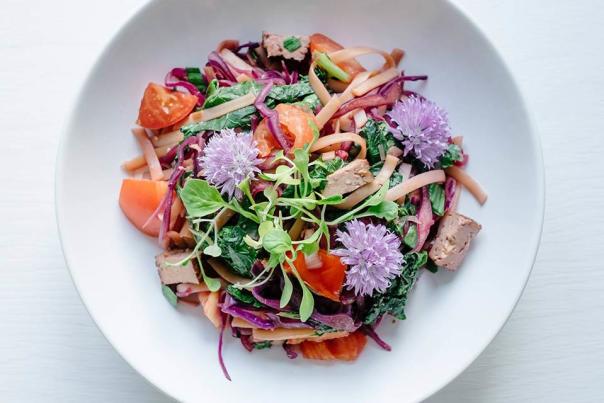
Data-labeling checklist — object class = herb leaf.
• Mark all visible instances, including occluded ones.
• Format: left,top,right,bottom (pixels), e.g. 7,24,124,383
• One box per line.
279,265,294,308
309,157,344,190
179,179,225,218
403,224,418,249
365,200,399,221
262,228,292,255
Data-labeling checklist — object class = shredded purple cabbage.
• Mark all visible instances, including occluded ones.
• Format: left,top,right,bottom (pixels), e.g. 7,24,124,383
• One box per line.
361,325,392,351
164,68,205,106
218,312,231,381
283,343,298,359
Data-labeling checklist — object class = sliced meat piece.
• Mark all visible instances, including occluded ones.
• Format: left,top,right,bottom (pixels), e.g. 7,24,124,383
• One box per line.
262,32,310,61
322,159,374,197
155,250,200,285
429,212,482,271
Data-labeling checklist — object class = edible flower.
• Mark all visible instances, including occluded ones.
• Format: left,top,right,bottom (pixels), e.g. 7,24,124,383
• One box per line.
199,129,261,199
333,220,404,296
387,96,450,167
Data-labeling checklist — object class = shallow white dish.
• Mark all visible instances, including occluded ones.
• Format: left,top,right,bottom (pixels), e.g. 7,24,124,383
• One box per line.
56,0,544,402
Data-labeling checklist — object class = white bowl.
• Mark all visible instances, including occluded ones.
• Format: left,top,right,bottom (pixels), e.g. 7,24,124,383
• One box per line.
56,0,544,401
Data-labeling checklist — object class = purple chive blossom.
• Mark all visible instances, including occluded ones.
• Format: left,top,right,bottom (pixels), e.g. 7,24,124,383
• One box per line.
199,129,261,199
332,220,404,297
387,96,451,167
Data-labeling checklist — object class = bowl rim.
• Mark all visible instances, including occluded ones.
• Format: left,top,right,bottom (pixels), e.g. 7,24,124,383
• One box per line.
54,0,545,401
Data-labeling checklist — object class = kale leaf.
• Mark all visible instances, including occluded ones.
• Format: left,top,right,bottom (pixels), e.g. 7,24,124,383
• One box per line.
363,251,428,324
309,157,345,190
226,285,264,308
438,144,463,168
217,225,258,278
359,119,398,165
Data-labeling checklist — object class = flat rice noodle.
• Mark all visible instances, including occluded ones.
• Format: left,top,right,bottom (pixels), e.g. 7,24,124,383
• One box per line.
328,47,394,73
352,68,399,97
220,48,254,77
207,258,248,286
326,78,349,93
336,154,399,209
122,145,171,172
132,128,163,181
252,328,316,341
288,217,305,241
315,95,342,128
310,132,366,160
353,109,368,129
445,166,487,205
152,130,184,147
216,39,239,53
309,61,332,105
390,48,405,66
386,170,446,202
176,283,209,298
198,291,222,329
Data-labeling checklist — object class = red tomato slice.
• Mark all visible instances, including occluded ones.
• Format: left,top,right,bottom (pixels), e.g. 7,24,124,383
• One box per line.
253,104,317,157
290,249,346,302
309,33,366,78
119,178,168,236
137,83,198,130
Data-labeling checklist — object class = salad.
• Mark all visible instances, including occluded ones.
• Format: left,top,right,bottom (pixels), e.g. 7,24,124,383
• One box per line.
119,32,487,379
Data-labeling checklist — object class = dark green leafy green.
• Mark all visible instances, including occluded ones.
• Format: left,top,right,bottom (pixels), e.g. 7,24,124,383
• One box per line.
265,76,315,108
217,226,258,277
360,119,398,164
363,251,428,324
425,259,439,273
438,144,463,169
428,183,445,216
309,157,344,190
226,285,264,308
292,93,320,112
283,36,302,52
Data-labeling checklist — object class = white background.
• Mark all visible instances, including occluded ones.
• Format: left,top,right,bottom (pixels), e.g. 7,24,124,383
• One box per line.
2,0,603,401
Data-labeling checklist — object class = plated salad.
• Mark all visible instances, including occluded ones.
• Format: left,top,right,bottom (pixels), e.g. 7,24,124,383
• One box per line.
119,32,487,379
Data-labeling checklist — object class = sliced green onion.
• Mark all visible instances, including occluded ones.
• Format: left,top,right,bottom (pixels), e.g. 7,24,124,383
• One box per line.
315,52,350,82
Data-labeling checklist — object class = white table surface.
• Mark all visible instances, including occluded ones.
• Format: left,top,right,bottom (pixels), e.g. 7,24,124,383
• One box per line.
2,0,603,401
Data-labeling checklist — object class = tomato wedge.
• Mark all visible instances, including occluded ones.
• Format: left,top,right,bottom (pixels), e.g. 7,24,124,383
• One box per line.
290,249,346,301
119,178,168,236
309,33,366,78
300,331,367,361
253,104,317,157
137,83,198,130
